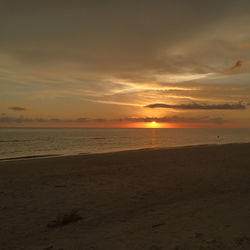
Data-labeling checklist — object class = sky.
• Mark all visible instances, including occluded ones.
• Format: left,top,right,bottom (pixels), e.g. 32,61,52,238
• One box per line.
1,0,250,128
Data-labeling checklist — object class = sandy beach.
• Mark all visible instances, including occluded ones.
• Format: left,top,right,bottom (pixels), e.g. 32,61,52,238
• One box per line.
0,143,249,250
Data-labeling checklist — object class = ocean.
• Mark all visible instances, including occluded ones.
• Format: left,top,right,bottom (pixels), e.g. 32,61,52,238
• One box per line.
0,128,250,160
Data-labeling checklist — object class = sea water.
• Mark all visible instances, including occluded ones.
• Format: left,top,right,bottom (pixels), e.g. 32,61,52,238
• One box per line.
0,128,250,160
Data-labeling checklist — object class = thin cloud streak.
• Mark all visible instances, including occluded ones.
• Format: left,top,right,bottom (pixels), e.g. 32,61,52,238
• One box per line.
87,99,144,107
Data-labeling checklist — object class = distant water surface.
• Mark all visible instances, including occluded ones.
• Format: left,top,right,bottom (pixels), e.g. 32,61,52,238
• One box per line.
0,128,250,160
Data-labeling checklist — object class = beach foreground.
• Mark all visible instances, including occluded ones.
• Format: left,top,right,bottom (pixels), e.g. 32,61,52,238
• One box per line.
0,144,249,250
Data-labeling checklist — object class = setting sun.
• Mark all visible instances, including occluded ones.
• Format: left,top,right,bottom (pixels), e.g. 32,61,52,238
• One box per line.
148,121,160,128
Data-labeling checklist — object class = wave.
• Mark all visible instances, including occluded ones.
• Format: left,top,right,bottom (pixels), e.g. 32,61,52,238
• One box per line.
0,154,60,161
0,140,31,143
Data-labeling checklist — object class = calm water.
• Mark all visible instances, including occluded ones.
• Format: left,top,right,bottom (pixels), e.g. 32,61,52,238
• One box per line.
0,128,250,160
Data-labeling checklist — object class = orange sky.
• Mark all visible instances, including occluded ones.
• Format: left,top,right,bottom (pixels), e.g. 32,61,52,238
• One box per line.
1,1,250,128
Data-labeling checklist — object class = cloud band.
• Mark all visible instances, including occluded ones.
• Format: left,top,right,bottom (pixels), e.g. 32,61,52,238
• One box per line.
145,102,246,110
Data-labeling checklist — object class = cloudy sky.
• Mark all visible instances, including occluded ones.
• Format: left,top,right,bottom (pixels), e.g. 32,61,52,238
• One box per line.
1,0,250,127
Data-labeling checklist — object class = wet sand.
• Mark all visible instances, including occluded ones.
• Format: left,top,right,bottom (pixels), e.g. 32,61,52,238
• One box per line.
0,143,249,250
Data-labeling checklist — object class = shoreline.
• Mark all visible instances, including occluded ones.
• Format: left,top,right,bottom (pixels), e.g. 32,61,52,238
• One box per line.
1,141,249,162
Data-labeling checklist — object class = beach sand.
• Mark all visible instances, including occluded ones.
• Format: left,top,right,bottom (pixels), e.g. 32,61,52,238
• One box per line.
0,143,249,250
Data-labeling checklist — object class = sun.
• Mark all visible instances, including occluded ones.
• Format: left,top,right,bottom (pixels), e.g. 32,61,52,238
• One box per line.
150,121,159,127
146,121,160,128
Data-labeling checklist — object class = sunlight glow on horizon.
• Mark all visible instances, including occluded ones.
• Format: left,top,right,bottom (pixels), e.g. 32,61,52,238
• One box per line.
148,121,160,128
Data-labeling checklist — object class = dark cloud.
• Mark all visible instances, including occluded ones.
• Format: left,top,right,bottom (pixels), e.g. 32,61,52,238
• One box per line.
223,60,244,73
146,102,246,110
0,115,225,124
8,106,27,111
0,116,108,124
232,60,243,70
123,116,225,124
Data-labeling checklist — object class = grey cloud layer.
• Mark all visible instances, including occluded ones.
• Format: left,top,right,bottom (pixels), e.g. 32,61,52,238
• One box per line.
1,1,250,84
0,115,225,124
146,102,246,110
124,116,225,124
8,106,26,111
1,1,250,77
